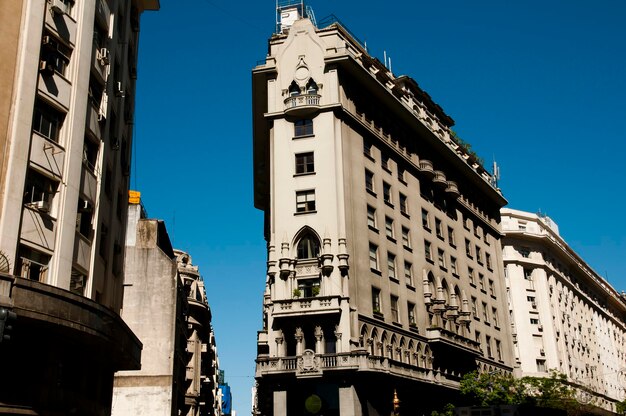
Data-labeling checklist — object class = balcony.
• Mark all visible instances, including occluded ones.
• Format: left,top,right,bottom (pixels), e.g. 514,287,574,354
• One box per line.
272,295,341,318
433,170,447,187
256,352,460,388
80,164,98,203
38,70,72,111
425,327,482,355
91,45,108,83
44,4,77,45
72,232,92,272
29,132,65,179
284,93,321,117
86,101,102,140
445,181,460,198
21,205,56,251
419,159,434,178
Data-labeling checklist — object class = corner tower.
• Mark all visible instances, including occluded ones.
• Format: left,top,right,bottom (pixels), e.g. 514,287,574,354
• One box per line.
253,10,513,416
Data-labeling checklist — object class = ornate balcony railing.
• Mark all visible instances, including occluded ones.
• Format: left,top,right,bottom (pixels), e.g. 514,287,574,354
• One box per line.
284,94,321,116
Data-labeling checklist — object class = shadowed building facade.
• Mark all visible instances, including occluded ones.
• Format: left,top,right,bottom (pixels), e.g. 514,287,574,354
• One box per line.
252,6,515,415
0,0,157,414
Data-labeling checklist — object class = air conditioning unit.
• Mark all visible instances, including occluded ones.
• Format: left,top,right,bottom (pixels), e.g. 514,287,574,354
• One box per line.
42,35,58,51
33,200,50,213
531,302,537,309
98,48,110,65
115,81,125,97
39,59,55,75
540,349,545,356
538,325,543,332
50,0,66,15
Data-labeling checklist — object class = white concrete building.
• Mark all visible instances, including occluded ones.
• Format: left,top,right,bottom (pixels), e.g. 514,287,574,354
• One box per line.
252,5,515,415
502,208,626,413
0,1,157,414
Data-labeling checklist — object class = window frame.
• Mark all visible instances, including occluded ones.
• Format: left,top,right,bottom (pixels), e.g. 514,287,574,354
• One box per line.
295,152,315,175
295,189,316,214
294,119,314,137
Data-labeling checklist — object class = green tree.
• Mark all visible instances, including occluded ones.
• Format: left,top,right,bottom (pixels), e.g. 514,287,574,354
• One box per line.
459,371,524,406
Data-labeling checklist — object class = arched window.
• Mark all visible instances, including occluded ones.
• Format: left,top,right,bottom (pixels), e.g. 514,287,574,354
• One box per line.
306,78,318,94
289,81,300,96
297,233,320,259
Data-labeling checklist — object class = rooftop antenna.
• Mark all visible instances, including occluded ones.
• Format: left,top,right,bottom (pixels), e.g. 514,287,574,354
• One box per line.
491,159,500,188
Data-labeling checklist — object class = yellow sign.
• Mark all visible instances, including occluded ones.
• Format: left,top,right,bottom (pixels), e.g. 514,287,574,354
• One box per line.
128,190,141,204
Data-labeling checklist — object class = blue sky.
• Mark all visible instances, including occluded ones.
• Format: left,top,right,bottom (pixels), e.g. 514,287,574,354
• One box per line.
132,1,626,413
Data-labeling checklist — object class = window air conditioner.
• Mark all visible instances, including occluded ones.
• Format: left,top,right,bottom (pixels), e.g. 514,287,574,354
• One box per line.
50,0,66,15
42,35,58,51
39,59,55,76
98,48,110,65
33,200,50,213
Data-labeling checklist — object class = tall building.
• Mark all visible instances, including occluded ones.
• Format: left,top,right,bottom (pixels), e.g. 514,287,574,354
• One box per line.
501,208,626,414
252,5,514,415
112,200,220,416
0,0,157,414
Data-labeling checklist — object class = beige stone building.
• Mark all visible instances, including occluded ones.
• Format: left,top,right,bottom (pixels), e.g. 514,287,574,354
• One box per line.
252,6,515,415
0,0,157,414
502,208,626,413
112,202,220,416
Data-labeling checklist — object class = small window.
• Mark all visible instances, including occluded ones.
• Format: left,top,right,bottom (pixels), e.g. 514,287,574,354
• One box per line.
17,245,50,282
369,243,379,270
536,359,547,372
468,267,475,284
383,182,392,204
295,152,314,174
385,217,394,239
479,273,485,291
387,253,396,279
530,318,540,325
408,302,416,325
485,335,492,357
424,240,432,261
399,193,408,215
372,287,381,314
524,268,533,280
294,119,313,136
519,247,530,258
465,239,473,258
471,297,477,318
450,256,458,275
421,209,430,230
486,253,492,270
401,227,410,248
475,330,481,343
296,190,316,213
437,249,446,269
391,295,399,322
435,218,443,239
496,340,502,360
398,167,406,182
367,205,377,229
404,261,413,286
488,279,495,296
448,226,456,247
297,234,320,259
492,307,498,327
33,100,64,142
363,140,373,157
381,154,390,171
365,170,374,193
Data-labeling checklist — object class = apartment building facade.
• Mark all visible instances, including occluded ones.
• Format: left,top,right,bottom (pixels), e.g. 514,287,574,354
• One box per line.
502,208,626,414
0,0,157,414
252,7,514,415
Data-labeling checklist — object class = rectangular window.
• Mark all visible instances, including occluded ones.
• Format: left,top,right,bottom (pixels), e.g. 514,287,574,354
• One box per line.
23,168,59,210
520,247,530,258
383,182,392,204
364,139,373,157
365,169,374,193
437,249,446,269
435,218,443,239
367,205,377,229
404,261,413,286
295,152,314,174
464,216,471,230
399,193,408,215
369,243,379,270
391,295,399,322
524,268,533,280
485,335,492,357
475,330,481,344
372,287,381,314
482,302,488,322
421,209,430,230
496,340,502,361
401,227,410,248
385,217,394,239
294,119,313,136
486,253,492,270
476,246,483,264
530,318,539,325
295,190,316,213
488,279,495,296
448,226,456,247
492,307,498,327
536,359,547,372
381,154,390,171
465,238,473,258
387,253,396,279
468,267,475,284
450,256,458,275
17,245,51,282
398,167,406,182
408,302,416,325
479,273,485,291
33,101,63,142
471,297,477,318
424,240,432,261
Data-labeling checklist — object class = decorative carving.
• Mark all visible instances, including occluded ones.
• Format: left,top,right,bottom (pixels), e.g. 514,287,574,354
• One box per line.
297,349,321,377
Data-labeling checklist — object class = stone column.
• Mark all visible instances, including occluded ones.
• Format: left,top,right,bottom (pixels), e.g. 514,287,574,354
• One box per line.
295,327,304,355
314,326,324,354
